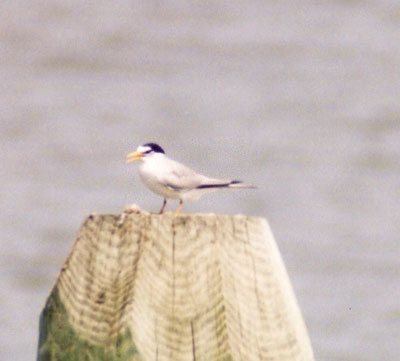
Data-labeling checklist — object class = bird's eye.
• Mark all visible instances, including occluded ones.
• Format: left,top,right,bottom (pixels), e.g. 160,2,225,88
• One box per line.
143,149,152,154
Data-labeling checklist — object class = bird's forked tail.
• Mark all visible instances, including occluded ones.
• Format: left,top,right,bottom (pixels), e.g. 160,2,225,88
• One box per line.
196,179,256,190
227,180,256,189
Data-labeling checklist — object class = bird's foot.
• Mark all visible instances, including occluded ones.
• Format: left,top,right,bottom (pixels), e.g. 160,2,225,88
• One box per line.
158,198,167,214
174,200,183,216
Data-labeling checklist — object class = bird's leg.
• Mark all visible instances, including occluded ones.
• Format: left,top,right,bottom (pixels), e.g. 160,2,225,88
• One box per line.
159,198,167,214
175,199,183,216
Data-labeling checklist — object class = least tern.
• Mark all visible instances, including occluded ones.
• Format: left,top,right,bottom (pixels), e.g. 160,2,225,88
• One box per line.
126,143,254,215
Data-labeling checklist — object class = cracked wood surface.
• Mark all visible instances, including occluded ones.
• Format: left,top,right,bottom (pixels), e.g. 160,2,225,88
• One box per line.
37,210,314,361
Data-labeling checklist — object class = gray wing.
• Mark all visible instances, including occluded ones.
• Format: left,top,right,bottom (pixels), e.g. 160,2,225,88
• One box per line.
161,158,205,191
160,156,233,191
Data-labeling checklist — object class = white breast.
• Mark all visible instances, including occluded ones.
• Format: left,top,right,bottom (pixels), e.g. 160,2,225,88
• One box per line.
139,155,181,199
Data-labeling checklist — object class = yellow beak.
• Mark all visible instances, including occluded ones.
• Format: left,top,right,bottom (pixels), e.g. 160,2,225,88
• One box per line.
126,151,143,163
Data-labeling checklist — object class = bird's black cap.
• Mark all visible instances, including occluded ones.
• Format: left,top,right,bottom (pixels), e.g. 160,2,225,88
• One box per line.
143,143,165,154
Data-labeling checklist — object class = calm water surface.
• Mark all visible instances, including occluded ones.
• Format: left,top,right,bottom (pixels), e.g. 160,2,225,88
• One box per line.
1,1,400,360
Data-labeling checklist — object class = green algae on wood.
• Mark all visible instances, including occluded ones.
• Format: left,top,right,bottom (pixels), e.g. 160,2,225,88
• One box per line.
37,288,138,361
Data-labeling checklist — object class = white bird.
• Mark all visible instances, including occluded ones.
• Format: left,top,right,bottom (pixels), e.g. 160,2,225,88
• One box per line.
126,143,255,215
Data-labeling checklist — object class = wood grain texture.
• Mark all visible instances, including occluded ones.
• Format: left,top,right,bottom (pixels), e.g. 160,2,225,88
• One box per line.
37,210,314,361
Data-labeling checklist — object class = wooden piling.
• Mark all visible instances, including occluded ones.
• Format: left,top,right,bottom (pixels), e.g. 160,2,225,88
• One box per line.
37,209,314,361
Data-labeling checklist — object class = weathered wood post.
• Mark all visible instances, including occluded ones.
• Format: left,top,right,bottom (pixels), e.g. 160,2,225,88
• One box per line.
37,208,314,361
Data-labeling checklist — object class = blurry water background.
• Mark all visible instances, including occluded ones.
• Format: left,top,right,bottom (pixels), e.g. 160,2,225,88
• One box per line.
1,1,400,360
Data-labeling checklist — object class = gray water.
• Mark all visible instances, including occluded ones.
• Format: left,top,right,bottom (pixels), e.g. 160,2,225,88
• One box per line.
1,1,400,360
